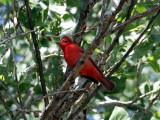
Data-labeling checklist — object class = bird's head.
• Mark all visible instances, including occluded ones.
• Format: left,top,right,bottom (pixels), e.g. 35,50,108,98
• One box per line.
56,37,74,50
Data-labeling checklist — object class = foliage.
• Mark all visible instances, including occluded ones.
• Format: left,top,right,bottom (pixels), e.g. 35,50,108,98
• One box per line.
0,0,160,120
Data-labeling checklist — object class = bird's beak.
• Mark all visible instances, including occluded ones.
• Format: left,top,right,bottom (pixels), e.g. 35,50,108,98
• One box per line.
55,41,62,45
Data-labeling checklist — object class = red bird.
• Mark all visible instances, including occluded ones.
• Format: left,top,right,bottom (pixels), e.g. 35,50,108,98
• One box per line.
56,37,115,92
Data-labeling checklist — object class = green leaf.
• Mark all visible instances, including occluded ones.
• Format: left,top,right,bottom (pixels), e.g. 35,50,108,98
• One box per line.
109,77,126,94
124,79,136,98
131,109,152,120
109,106,130,120
18,4,46,28
137,4,147,13
66,0,80,7
41,0,49,6
44,56,64,90
42,8,48,22
62,14,74,21
133,39,153,59
51,0,63,5
153,81,160,92
32,5,43,27
151,34,160,43
129,25,145,32
0,65,6,75
49,15,62,37
0,0,7,5
95,48,101,54
0,75,5,81
18,8,29,29
155,12,160,25
117,12,126,22
33,84,42,94
148,57,160,72
0,45,7,56
61,14,76,30
19,82,29,93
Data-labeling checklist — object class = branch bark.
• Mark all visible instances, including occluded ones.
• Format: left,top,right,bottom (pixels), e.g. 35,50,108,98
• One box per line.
24,0,49,107
73,0,100,44
67,9,160,119
40,3,160,120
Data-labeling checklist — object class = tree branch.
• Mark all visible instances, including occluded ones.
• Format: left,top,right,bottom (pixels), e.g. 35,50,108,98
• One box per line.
67,9,160,119
73,0,99,44
107,9,160,77
98,0,135,66
87,89,159,110
104,4,160,37
24,0,49,107
0,92,15,119
40,3,160,120
1,7,27,120
9,40,27,120
139,91,160,120
136,59,141,98
28,88,86,106
0,29,37,45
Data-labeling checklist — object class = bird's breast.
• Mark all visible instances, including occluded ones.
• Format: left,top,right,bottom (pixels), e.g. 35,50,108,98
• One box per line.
64,46,82,68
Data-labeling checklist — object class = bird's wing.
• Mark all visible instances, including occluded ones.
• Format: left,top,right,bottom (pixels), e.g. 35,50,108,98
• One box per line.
79,48,103,74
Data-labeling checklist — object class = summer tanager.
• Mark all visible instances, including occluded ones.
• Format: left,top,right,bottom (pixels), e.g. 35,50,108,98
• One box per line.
56,37,115,92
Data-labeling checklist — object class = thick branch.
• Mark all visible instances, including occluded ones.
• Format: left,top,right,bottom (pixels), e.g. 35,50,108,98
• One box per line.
51,81,89,119
24,0,49,107
67,9,160,119
40,3,160,120
73,0,99,44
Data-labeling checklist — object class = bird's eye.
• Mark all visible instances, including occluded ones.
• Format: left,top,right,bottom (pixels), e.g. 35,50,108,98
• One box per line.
64,41,68,43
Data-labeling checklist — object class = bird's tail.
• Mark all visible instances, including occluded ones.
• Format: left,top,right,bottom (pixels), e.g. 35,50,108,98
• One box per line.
100,77,115,92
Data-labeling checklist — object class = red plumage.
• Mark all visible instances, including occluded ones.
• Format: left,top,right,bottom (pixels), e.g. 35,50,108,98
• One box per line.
56,37,115,92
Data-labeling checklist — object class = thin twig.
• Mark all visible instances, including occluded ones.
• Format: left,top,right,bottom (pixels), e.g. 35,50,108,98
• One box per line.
27,88,86,107
67,9,160,119
0,72,19,108
136,59,141,98
9,38,27,120
134,22,155,50
139,92,160,120
0,47,9,61
107,9,160,77
0,108,42,118
131,110,139,120
51,81,89,119
88,89,159,109
104,4,160,37
0,29,38,45
98,0,135,66
35,24,98,40
40,4,160,120
0,92,15,119
1,7,26,120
